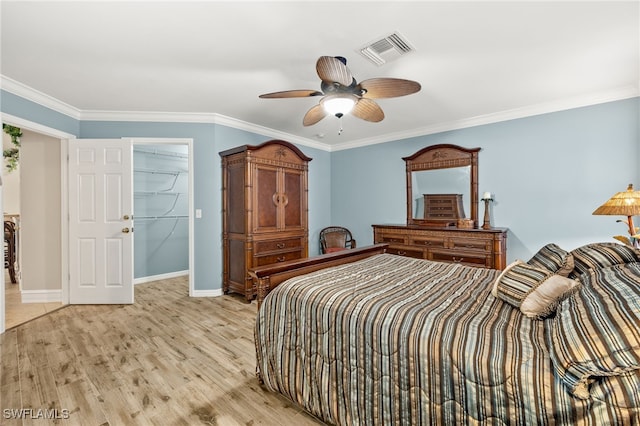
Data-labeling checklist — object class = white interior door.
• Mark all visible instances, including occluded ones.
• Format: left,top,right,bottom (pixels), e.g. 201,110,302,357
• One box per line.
68,138,133,304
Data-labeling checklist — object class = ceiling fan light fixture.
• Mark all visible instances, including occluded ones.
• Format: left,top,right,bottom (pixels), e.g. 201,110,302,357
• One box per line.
322,94,357,117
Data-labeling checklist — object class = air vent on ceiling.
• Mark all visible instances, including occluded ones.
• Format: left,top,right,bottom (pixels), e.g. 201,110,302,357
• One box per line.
358,32,415,66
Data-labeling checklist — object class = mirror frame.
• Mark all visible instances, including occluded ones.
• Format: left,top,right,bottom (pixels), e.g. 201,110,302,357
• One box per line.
404,144,481,227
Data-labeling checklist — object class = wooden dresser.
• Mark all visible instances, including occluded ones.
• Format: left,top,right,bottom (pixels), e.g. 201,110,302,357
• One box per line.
372,224,508,270
220,140,311,301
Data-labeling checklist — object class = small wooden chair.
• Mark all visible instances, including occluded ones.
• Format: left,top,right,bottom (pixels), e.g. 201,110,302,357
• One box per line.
4,220,17,284
319,226,356,254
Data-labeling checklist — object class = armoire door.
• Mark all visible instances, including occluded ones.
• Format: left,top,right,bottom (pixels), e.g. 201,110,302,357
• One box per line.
281,168,305,231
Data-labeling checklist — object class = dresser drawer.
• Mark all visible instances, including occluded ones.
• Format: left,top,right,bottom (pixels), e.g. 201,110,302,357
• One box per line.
410,236,446,249
255,238,302,253
372,224,507,270
429,250,489,267
376,234,406,244
448,238,491,252
386,246,425,259
254,250,303,266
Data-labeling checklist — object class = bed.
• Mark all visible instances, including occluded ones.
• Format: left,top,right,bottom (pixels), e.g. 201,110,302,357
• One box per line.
253,242,640,425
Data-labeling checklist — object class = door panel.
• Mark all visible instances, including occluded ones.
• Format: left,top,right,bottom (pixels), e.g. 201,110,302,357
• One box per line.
282,169,303,229
254,165,278,232
78,238,97,285
69,138,133,304
227,163,245,234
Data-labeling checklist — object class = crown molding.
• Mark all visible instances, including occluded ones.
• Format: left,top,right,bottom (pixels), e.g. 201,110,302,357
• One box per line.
330,85,640,151
1,75,82,120
3,74,637,153
211,113,332,152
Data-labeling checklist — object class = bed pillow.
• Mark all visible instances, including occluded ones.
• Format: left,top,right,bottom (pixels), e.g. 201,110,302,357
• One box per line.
569,242,640,278
527,243,574,277
492,261,580,319
547,263,640,399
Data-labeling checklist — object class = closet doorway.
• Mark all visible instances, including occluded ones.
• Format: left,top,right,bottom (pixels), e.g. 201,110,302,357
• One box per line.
132,140,193,288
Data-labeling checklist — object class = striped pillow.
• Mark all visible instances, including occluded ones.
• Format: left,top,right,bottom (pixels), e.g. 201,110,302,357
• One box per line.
570,242,640,278
492,261,579,319
527,243,574,277
547,263,640,399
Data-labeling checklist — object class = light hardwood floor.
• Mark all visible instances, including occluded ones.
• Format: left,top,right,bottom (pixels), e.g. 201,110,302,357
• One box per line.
0,276,323,425
4,273,64,330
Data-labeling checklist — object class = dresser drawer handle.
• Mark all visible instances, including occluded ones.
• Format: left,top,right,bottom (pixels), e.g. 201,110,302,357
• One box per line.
276,243,285,249
277,256,286,262
452,257,464,263
397,251,407,256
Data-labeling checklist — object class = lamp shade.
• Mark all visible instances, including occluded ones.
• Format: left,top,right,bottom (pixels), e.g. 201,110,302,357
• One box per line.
592,184,640,216
322,94,357,117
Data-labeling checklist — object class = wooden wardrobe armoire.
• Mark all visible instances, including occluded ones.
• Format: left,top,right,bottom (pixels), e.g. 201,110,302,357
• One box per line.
220,140,312,301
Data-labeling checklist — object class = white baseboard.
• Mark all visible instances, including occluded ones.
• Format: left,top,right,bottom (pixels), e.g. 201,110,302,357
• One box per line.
191,289,223,298
134,270,188,285
21,289,62,303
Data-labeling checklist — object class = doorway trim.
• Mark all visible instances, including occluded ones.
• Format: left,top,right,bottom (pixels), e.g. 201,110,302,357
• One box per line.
0,113,75,334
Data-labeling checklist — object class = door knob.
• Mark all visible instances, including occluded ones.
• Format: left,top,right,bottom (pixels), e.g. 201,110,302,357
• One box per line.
122,227,130,233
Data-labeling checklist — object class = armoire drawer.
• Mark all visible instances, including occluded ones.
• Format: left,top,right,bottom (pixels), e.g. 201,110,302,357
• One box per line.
255,238,303,254
254,250,303,267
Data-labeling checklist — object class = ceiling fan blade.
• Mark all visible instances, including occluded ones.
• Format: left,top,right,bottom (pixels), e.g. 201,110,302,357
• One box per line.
259,90,323,99
359,78,421,99
316,56,352,86
303,104,327,126
351,98,385,122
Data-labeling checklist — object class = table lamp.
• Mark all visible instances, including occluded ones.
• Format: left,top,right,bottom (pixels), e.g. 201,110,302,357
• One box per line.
592,184,640,247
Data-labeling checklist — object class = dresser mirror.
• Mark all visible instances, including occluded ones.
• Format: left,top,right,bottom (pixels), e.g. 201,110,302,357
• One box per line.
410,167,470,220
404,144,480,227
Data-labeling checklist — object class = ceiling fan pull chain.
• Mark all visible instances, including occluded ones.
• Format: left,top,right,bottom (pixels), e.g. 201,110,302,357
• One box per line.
338,116,344,135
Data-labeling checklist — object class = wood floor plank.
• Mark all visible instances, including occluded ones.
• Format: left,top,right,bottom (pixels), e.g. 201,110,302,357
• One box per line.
0,277,323,425
0,328,19,387
56,378,109,426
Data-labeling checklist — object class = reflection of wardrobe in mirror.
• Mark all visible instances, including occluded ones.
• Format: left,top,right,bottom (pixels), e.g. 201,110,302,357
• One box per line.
373,144,508,270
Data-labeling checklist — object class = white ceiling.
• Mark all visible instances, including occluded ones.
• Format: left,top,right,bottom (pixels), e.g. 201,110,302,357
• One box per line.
1,1,638,150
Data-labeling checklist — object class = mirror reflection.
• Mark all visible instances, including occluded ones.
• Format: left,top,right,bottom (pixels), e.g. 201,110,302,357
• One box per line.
411,167,471,219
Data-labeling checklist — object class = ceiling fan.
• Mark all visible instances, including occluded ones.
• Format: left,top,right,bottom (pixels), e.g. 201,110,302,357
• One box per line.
259,56,421,127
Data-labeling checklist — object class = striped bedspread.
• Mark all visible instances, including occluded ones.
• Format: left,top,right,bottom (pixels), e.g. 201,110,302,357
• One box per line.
254,254,640,425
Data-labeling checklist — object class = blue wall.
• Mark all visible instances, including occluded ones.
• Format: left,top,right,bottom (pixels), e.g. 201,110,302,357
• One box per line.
1,91,332,292
330,98,640,261
79,121,331,291
1,91,80,136
2,89,638,289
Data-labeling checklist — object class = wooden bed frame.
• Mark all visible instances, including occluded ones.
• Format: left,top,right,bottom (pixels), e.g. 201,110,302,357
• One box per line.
249,243,389,308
